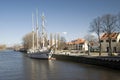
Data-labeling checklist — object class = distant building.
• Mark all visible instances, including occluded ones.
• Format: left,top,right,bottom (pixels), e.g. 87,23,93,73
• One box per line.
100,33,120,53
66,38,88,51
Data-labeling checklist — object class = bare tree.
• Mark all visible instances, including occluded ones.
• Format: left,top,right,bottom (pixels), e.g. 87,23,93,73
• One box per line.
22,32,32,49
0,44,6,50
117,12,120,30
90,17,102,56
22,32,37,50
57,33,60,50
101,14,117,56
84,34,97,55
49,33,53,47
59,36,66,50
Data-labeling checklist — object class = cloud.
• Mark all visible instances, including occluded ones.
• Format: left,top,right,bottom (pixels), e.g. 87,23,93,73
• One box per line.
62,32,67,35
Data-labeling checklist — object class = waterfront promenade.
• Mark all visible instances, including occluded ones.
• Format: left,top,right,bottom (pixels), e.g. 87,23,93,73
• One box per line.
54,50,110,56
53,50,120,70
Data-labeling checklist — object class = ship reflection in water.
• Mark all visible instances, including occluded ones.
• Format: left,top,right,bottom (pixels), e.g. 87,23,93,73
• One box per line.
0,50,120,80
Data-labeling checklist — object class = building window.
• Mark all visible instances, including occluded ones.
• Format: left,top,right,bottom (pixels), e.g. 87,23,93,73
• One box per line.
106,47,109,52
106,40,109,42
113,47,116,53
79,45,82,50
100,40,103,42
112,40,116,42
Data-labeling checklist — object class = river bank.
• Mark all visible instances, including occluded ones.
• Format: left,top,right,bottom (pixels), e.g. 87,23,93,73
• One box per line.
19,49,120,70
52,53,120,70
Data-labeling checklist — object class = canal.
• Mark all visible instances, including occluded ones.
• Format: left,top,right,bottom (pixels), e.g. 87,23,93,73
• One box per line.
0,50,120,80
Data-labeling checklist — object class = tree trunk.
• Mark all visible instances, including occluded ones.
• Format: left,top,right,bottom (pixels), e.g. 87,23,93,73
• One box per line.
98,36,102,56
108,38,112,56
88,43,90,55
99,42,102,56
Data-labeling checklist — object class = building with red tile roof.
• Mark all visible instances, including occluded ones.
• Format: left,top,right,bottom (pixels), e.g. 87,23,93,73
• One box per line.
101,33,119,40
66,38,88,51
100,33,120,52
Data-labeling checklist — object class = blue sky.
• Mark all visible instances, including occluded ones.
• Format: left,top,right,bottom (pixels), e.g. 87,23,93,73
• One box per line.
0,0,120,46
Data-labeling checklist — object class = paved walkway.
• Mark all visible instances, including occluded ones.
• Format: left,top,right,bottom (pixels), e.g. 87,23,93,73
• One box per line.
55,50,120,57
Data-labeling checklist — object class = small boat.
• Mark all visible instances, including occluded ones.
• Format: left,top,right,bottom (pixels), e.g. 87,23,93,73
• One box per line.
27,10,53,59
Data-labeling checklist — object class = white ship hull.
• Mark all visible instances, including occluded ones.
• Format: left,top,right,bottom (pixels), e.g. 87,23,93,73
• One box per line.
27,51,52,59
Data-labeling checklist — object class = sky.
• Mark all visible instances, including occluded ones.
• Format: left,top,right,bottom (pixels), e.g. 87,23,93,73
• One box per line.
0,0,120,46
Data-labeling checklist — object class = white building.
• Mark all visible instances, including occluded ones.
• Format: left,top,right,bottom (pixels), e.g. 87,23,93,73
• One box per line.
100,33,120,53
66,38,88,51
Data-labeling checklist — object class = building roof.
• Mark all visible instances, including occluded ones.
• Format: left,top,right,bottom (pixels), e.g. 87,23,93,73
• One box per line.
101,33,119,40
66,38,85,45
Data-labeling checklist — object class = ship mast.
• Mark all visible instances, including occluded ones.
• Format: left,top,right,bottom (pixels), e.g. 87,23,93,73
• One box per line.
32,13,34,51
36,9,39,49
41,12,45,48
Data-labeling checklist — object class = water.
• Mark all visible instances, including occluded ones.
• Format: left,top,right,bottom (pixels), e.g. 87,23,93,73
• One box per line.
0,50,120,80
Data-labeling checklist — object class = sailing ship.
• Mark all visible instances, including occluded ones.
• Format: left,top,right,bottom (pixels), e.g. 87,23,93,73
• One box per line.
27,10,53,59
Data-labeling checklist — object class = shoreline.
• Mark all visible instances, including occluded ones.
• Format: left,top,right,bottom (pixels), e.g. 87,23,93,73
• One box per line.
52,53,120,70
